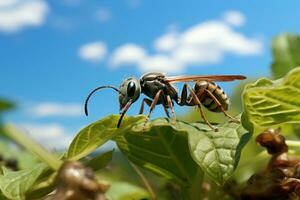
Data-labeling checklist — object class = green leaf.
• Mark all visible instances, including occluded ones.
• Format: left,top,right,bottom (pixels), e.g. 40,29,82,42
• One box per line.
0,99,15,113
85,150,114,171
271,33,300,79
26,169,57,200
66,115,146,160
0,164,46,200
106,182,150,200
188,119,250,185
242,67,300,132
114,118,201,187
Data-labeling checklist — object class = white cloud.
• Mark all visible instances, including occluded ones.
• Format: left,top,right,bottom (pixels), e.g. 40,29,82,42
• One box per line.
0,0,49,33
172,46,221,65
78,41,107,62
109,11,262,73
0,0,17,7
110,43,147,66
95,8,112,23
223,11,245,27
154,31,178,52
179,21,261,55
19,123,73,149
140,55,184,73
28,102,82,117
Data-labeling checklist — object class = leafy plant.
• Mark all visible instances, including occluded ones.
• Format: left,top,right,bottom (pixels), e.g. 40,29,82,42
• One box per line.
242,67,300,133
1,32,300,200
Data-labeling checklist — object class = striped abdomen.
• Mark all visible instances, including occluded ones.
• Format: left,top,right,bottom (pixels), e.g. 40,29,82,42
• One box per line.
194,81,229,112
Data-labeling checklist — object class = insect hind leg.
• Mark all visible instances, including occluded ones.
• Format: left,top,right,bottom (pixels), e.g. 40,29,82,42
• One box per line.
166,95,176,125
184,83,218,131
177,82,188,106
204,89,240,123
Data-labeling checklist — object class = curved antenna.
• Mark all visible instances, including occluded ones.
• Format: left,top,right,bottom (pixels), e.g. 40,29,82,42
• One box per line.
84,86,120,116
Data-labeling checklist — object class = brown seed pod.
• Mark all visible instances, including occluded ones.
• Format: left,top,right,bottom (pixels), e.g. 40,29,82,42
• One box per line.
241,128,300,200
256,128,287,155
44,161,109,200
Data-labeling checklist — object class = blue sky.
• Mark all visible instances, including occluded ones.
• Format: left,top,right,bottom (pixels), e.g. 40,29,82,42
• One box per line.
1,0,300,149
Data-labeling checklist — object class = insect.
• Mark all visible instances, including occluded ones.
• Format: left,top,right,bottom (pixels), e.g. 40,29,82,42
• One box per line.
84,72,246,131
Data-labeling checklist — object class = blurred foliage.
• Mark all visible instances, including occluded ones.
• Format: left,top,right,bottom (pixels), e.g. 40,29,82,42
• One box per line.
106,182,150,200
0,99,15,114
84,150,113,172
272,33,300,79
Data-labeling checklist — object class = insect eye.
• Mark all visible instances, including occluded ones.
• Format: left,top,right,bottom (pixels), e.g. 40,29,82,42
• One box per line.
127,81,136,97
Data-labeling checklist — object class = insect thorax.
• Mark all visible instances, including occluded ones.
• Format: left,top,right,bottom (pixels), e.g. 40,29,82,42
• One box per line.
140,72,178,103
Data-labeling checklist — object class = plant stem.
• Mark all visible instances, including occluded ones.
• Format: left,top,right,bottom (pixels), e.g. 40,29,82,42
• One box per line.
286,140,300,147
3,124,62,170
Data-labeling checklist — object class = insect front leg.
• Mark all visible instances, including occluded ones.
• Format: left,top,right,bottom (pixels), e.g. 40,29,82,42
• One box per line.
143,90,163,127
139,98,153,114
204,89,240,123
140,97,170,119
184,83,218,132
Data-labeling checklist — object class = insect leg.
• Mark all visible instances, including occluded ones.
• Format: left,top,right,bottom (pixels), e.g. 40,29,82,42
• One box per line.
163,106,171,118
140,98,170,118
166,95,176,125
144,90,163,125
204,89,240,123
139,98,153,114
185,84,218,131
178,83,188,106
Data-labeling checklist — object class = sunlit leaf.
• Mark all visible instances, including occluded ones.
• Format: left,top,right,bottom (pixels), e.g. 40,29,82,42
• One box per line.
26,169,56,200
0,164,46,200
114,118,202,187
115,117,249,186
242,67,300,132
66,115,146,160
188,119,250,185
271,34,300,79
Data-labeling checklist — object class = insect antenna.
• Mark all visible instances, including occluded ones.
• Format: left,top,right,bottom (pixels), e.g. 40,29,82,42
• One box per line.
84,86,120,116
